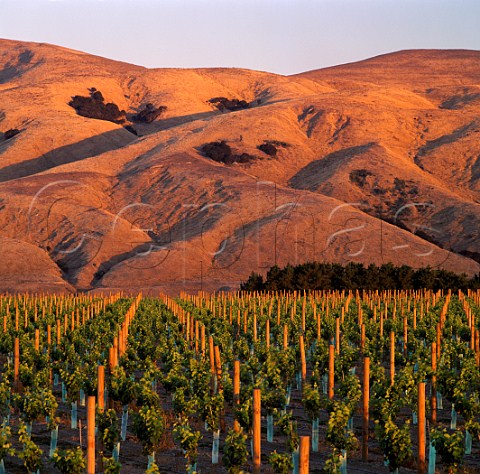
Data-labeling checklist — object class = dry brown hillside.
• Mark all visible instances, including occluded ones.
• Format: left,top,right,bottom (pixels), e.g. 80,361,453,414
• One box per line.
1,39,479,293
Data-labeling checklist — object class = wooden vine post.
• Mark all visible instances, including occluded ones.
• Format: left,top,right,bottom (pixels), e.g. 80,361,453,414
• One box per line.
113,336,119,364
390,331,395,385
213,345,223,392
253,388,261,473
299,335,307,382
185,313,191,345
56,319,61,346
97,365,105,413
13,336,19,389
34,328,40,352
87,395,96,474
299,435,310,474
436,323,441,361
335,317,340,354
233,360,240,432
301,299,306,333
360,323,366,352
108,347,116,372
265,318,270,349
431,342,437,424
316,306,321,341
328,343,335,399
209,336,216,393
201,324,205,357
362,356,370,461
195,320,199,354
476,329,480,367
417,382,426,474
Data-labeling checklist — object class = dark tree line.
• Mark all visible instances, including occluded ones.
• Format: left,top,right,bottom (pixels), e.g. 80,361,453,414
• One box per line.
241,262,480,291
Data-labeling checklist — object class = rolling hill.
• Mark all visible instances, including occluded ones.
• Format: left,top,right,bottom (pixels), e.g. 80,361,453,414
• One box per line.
1,39,480,293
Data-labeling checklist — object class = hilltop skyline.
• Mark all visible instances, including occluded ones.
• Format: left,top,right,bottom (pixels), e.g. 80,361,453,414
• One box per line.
1,0,480,75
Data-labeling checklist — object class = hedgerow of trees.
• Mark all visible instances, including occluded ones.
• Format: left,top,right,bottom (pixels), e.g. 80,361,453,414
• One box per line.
241,261,480,291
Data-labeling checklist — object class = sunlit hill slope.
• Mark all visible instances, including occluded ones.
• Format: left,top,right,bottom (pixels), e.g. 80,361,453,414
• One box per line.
1,39,480,292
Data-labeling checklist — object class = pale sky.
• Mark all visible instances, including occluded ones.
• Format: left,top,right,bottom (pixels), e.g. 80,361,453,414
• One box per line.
1,0,479,75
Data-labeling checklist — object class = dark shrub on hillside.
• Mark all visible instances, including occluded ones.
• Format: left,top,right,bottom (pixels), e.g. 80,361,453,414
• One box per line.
208,97,250,112
258,142,277,156
91,90,104,102
349,169,374,187
201,141,257,165
3,128,20,140
258,139,290,156
394,177,407,192
68,89,126,124
132,103,167,123
202,141,232,162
